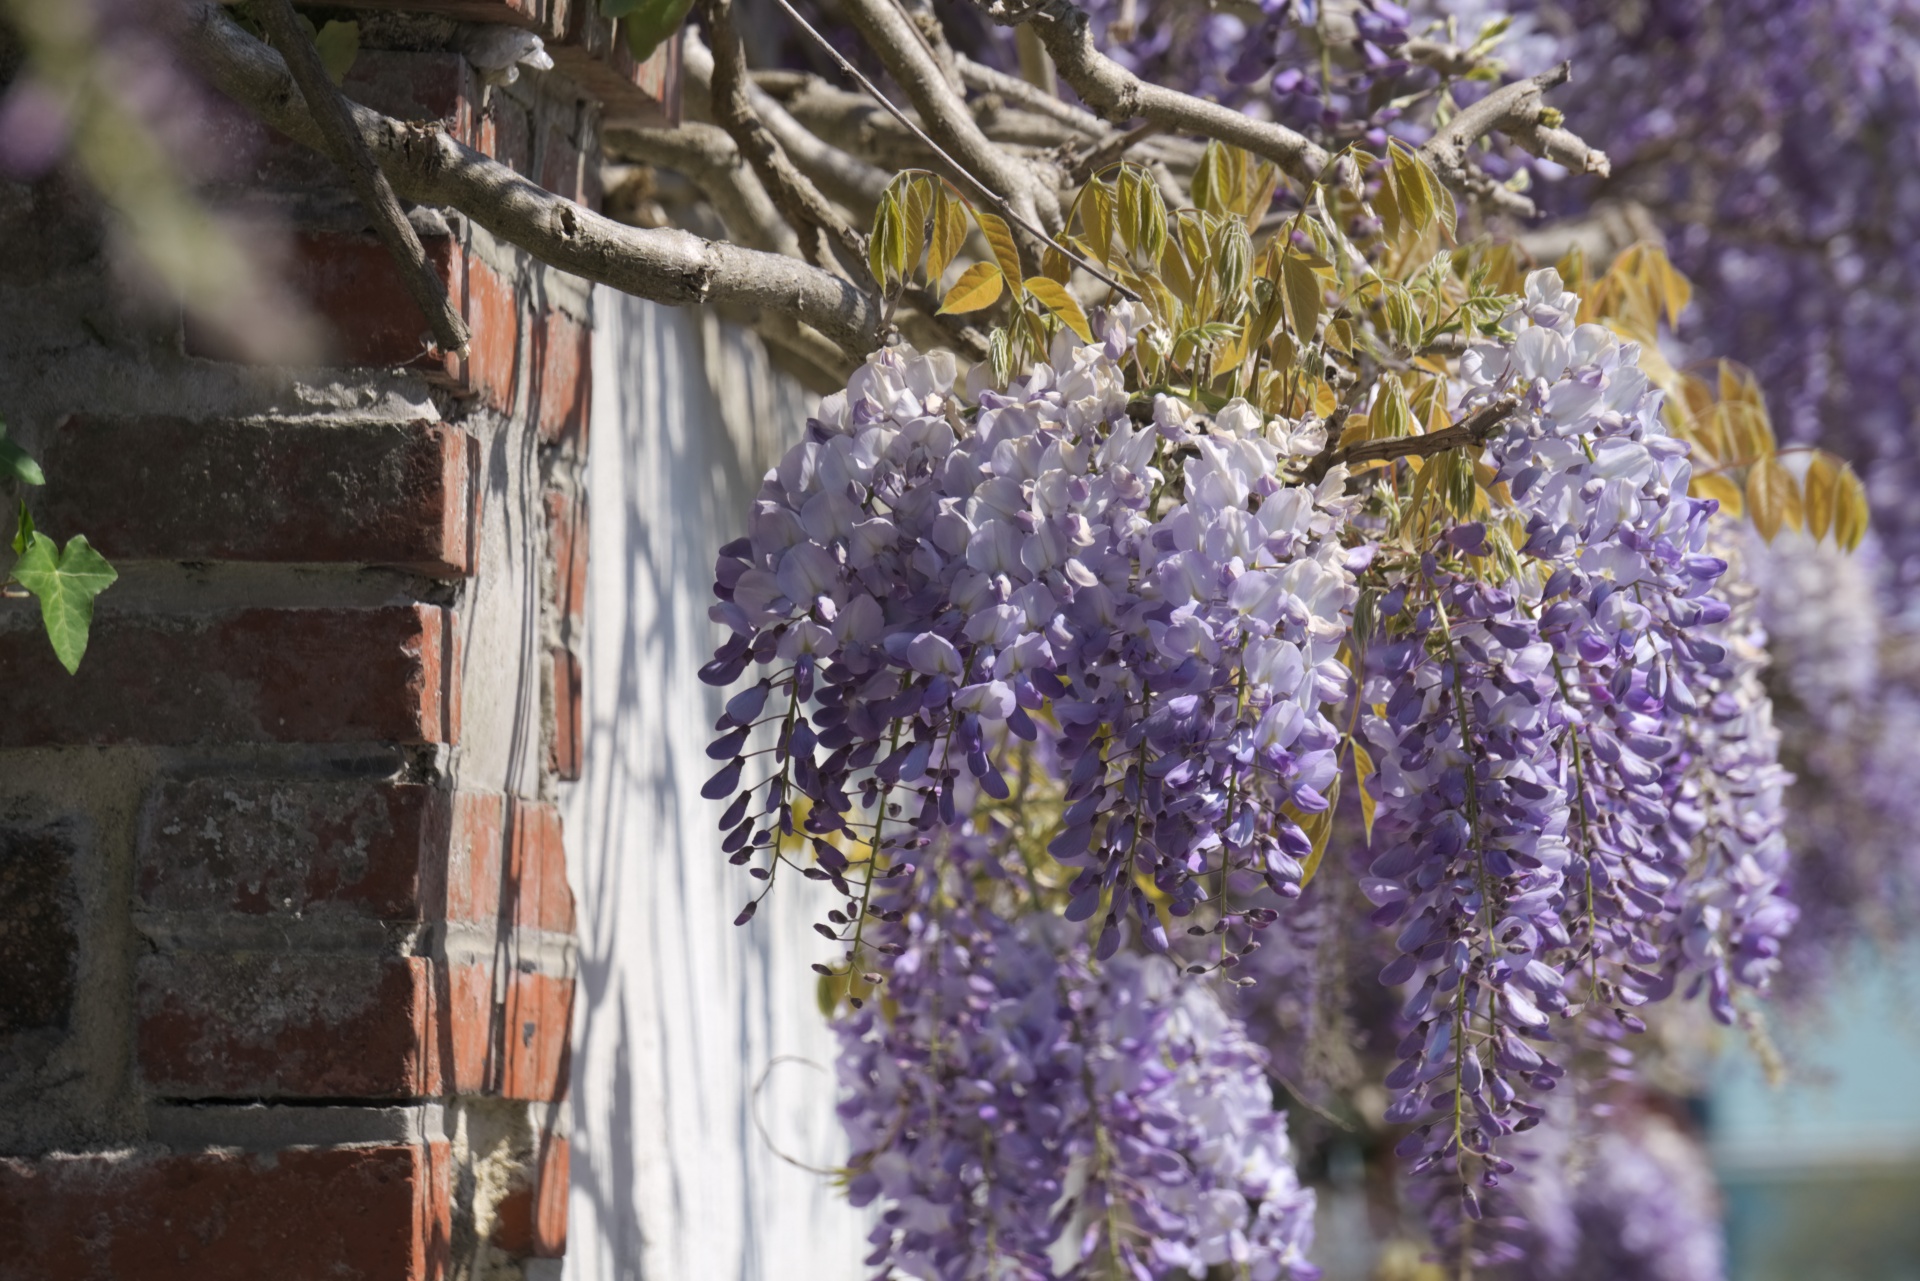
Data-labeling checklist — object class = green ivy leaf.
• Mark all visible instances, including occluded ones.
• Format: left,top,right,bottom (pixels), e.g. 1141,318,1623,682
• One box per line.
0,419,44,487
10,531,117,674
619,0,694,62
13,502,33,556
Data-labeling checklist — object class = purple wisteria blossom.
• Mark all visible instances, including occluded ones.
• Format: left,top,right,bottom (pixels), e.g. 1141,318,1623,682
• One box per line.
703,323,1358,968
836,838,1319,1280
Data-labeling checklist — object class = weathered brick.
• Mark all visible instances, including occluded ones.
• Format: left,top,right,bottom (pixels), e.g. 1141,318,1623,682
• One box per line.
0,1143,451,1281
40,418,475,574
549,647,583,784
445,790,506,925
139,779,446,921
544,486,588,625
459,253,521,414
0,824,77,1035
490,1134,568,1258
0,605,453,748
287,229,463,370
509,800,574,934
490,93,535,181
448,966,572,1101
537,106,590,206
443,795,572,931
138,953,442,1099
534,308,592,445
550,9,680,125
343,50,482,144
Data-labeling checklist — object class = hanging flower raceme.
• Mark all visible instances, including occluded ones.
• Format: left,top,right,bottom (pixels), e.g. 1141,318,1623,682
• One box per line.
836,837,1320,1281
702,324,1357,972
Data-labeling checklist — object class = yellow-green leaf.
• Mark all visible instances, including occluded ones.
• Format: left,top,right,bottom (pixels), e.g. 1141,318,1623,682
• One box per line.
938,261,1005,313
313,19,360,85
1281,252,1321,340
1041,244,1072,285
1084,182,1116,265
1833,463,1869,551
1352,741,1378,845
1803,450,1839,541
1192,141,1227,214
929,188,966,283
1746,454,1797,541
1024,277,1093,342
973,208,1024,294
900,177,933,278
1389,142,1434,237
1136,176,1168,263
1117,170,1143,257
869,191,900,287
1691,471,1744,518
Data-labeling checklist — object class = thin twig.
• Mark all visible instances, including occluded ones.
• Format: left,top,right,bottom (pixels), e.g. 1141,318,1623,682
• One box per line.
766,0,1136,299
254,0,469,355
1305,395,1520,482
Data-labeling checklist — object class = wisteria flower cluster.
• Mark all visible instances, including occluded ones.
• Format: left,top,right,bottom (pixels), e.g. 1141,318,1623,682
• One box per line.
836,837,1319,1280
703,323,1357,966
1348,270,1795,1261
704,236,1807,1274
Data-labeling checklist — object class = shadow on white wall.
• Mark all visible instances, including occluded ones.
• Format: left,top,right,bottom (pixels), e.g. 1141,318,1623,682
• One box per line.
563,291,867,1280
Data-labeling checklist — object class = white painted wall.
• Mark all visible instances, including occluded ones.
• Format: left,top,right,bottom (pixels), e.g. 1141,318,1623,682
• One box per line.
563,292,867,1281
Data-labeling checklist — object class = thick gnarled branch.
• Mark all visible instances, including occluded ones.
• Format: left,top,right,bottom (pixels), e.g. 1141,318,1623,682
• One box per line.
182,1,881,356
699,0,871,281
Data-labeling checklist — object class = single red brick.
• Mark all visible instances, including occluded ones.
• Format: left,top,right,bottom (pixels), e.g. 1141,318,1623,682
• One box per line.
0,825,79,1036
289,229,465,371
502,972,572,1102
490,93,534,181
549,647,584,784
139,779,447,920
550,9,680,125
448,965,572,1101
39,417,474,574
534,309,592,446
509,799,574,933
189,229,463,371
342,50,482,146
0,1143,451,1281
489,1134,568,1258
137,953,441,1098
544,486,588,624
0,605,452,749
537,108,588,205
456,254,520,414
445,790,507,925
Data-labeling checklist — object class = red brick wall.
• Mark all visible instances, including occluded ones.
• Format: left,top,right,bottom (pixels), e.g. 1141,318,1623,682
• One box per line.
0,13,661,1279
